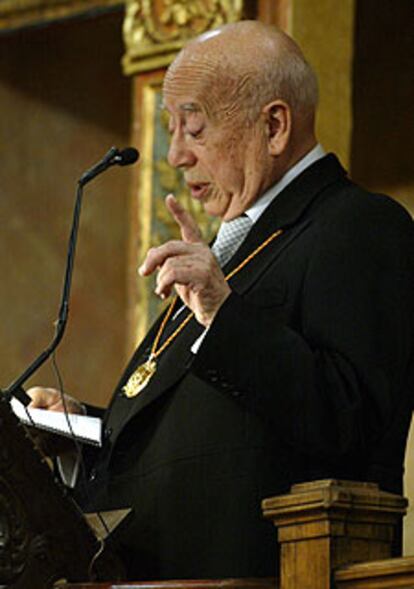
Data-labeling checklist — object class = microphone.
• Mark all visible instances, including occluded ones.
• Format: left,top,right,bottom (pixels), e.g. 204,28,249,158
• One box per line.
2,146,139,406
79,146,139,186
115,147,140,166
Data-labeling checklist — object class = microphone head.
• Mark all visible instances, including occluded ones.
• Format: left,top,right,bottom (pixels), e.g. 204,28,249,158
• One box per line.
79,146,139,186
116,147,139,166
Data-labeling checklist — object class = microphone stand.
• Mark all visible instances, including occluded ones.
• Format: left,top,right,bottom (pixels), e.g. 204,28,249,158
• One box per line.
1,146,137,406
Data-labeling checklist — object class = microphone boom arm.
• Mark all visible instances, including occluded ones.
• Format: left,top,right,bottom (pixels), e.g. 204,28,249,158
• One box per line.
2,181,85,405
1,146,139,406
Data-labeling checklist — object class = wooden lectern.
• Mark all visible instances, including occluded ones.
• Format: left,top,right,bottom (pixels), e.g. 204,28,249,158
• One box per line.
1,395,409,589
0,397,121,589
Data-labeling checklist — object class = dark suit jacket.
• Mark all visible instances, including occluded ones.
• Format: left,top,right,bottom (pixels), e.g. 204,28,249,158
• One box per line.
80,154,414,581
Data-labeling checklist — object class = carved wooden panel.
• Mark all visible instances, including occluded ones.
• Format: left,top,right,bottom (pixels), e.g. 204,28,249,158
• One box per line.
122,0,246,75
0,398,121,588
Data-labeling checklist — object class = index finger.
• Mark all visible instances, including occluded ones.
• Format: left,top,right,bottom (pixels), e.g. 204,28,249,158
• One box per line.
165,194,203,244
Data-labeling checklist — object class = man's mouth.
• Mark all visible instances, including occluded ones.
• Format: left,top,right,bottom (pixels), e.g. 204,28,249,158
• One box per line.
187,182,210,200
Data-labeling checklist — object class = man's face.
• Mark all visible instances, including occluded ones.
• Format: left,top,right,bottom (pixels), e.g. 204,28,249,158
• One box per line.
163,56,272,221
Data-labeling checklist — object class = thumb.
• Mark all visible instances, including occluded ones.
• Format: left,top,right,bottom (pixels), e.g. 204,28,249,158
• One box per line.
165,193,203,244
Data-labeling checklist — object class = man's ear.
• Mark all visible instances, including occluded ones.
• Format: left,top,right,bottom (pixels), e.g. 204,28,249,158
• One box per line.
263,100,291,156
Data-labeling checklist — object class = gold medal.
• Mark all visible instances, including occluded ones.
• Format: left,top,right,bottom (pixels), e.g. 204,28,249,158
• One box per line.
122,358,157,398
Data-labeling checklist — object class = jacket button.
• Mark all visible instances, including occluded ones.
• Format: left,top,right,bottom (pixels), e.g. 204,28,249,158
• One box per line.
206,368,218,382
104,426,113,439
232,390,242,398
89,468,97,482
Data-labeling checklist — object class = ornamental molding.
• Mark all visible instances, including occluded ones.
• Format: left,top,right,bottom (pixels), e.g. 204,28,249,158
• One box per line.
0,0,123,33
122,0,244,76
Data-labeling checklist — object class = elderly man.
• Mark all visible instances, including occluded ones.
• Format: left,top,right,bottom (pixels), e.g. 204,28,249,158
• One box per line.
29,21,414,581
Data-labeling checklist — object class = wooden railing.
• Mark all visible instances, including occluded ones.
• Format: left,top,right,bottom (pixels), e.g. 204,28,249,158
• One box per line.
62,479,414,589
335,555,414,588
262,479,407,589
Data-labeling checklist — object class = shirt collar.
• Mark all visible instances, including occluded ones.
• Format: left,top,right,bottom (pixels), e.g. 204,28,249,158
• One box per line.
244,144,326,224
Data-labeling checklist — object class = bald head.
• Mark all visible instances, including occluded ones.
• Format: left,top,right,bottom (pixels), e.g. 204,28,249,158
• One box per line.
162,21,319,220
165,21,318,125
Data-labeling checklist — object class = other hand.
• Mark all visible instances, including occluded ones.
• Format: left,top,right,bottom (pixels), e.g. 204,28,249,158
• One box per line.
139,194,231,327
27,386,85,415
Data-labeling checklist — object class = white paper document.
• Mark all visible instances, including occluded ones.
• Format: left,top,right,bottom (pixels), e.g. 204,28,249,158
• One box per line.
10,398,103,446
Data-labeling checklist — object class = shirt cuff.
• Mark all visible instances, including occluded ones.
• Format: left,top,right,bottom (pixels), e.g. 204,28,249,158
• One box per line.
191,327,209,354
57,451,80,488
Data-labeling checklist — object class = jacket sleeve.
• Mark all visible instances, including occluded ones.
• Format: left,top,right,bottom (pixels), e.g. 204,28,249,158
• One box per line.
191,193,414,459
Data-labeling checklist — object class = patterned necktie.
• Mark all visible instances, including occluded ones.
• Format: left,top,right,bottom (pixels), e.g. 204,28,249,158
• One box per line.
211,215,253,268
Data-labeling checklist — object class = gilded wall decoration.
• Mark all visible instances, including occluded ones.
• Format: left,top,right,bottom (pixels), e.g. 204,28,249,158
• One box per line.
0,0,122,31
123,0,244,75
134,79,219,344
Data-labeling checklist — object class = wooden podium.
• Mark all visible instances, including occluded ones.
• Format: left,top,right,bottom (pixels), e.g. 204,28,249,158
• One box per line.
0,397,122,589
0,395,409,589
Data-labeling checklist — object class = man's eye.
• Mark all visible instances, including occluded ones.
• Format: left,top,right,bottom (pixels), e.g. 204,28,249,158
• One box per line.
186,127,203,138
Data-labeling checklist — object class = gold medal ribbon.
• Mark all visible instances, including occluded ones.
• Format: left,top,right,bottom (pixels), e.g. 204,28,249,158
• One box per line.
123,228,283,398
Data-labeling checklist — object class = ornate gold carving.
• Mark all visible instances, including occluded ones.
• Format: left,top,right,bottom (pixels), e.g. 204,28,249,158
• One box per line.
123,0,244,75
0,0,122,32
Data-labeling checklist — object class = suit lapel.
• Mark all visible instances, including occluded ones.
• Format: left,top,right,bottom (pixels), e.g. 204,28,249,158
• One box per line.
228,218,312,295
106,307,203,436
222,153,347,292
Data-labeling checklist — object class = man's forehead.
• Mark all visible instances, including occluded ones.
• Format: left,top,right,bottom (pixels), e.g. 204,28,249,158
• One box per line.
163,49,220,105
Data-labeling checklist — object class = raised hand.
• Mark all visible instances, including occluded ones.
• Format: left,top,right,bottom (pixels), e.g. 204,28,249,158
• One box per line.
139,194,231,327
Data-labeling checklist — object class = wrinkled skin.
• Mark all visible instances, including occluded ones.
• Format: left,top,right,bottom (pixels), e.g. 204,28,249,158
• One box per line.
139,193,231,326
162,32,285,220
140,23,309,326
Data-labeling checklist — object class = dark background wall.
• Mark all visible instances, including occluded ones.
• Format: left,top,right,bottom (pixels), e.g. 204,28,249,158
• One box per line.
351,0,414,214
0,11,132,407
350,0,414,553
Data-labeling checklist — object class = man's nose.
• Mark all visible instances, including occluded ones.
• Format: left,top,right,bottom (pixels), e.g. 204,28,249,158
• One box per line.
167,132,196,168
